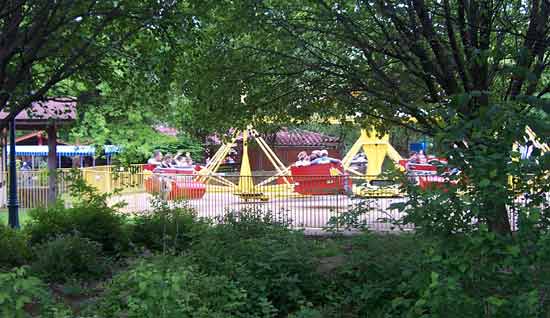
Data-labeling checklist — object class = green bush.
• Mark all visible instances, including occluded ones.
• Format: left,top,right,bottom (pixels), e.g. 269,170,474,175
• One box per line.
400,226,547,318
0,224,32,269
324,233,427,317
25,203,129,254
0,267,73,318
130,202,206,253
189,210,322,316
88,257,271,318
31,234,107,283
212,209,292,240
324,231,548,318
287,307,323,318
0,266,47,317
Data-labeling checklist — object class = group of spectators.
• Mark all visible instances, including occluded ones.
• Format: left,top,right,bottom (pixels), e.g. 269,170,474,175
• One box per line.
294,149,341,166
147,150,194,168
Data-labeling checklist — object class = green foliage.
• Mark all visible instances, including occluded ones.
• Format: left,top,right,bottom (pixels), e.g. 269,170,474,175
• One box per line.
395,227,548,318
25,171,129,254
321,93,548,317
25,204,129,254
0,267,47,318
0,267,75,318
189,210,322,316
152,133,204,162
320,234,426,317
130,200,207,253
88,257,264,318
0,0,178,124
287,307,323,318
71,113,204,164
32,234,107,283
0,224,32,269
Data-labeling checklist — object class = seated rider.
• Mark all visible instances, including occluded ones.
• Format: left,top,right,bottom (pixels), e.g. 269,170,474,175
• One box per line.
311,150,341,165
225,156,235,164
173,154,189,168
408,151,418,163
160,154,173,168
148,150,163,165
185,152,193,165
417,150,427,164
294,151,310,166
308,150,321,162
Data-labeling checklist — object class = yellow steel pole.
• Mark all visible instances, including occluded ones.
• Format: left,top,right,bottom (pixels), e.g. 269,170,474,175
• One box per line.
237,129,255,193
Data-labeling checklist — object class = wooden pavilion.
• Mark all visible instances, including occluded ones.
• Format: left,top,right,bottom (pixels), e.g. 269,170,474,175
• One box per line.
0,98,77,209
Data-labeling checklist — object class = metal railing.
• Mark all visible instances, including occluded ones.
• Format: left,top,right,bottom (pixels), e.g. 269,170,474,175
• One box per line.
108,174,409,231
81,164,147,193
0,169,73,209
0,167,546,231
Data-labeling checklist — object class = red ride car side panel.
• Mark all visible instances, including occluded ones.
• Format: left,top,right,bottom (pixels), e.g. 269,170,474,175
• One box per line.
290,163,351,195
144,168,206,200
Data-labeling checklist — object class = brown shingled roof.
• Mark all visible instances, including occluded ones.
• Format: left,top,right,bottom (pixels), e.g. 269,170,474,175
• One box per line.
274,128,339,146
207,128,339,146
0,98,76,129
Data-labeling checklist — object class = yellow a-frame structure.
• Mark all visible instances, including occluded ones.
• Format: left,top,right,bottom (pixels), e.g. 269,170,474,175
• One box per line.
341,129,403,179
196,126,292,201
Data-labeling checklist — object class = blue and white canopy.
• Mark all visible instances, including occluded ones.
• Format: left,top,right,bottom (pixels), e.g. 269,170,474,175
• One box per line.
7,145,120,157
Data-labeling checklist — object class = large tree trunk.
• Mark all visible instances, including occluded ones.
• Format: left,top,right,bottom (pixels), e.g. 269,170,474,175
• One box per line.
486,200,512,236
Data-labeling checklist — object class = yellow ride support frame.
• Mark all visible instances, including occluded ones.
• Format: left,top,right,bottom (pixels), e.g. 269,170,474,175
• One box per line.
198,125,292,200
341,129,403,179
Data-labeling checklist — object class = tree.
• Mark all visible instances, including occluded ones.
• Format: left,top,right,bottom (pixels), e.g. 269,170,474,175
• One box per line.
0,0,180,122
0,0,196,217
183,0,549,235
66,13,205,163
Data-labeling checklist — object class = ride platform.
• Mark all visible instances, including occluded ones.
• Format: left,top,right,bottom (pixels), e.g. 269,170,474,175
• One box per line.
234,192,270,202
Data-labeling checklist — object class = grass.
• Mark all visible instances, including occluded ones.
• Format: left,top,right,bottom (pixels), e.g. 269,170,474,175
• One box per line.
0,208,30,227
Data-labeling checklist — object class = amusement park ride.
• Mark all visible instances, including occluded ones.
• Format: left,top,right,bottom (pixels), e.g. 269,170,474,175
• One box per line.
144,124,445,200
143,121,547,201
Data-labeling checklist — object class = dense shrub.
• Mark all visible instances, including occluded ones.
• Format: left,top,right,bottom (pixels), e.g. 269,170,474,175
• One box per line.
130,202,206,253
321,230,550,318
0,266,72,317
323,233,427,317
287,307,323,318
0,266,47,316
0,224,32,269
88,257,272,318
189,210,322,316
25,203,129,254
399,227,548,318
31,234,107,283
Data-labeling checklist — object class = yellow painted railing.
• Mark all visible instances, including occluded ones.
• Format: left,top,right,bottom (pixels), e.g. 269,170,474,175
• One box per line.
81,164,147,194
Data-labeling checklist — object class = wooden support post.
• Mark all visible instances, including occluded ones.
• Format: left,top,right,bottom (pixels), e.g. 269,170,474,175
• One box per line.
47,125,57,205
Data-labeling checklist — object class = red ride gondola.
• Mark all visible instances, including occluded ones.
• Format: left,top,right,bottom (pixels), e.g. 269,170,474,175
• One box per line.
398,157,459,190
290,162,351,195
144,166,206,200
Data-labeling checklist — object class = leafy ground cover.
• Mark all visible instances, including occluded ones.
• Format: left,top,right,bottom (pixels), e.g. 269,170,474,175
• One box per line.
0,181,549,317
1,201,549,317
